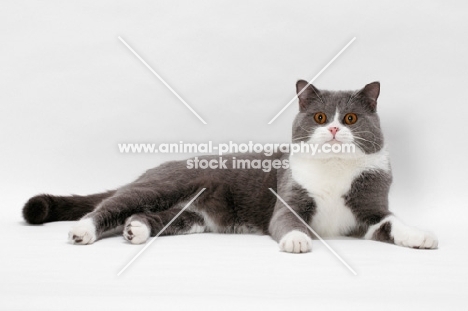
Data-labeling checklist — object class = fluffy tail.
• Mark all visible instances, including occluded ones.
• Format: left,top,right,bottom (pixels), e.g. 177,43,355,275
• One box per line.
22,191,116,224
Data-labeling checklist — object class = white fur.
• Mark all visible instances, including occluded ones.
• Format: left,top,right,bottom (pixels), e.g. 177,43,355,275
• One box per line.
185,203,218,233
365,218,386,240
366,216,438,249
195,209,220,233
290,115,390,237
188,205,261,234
185,224,206,234
290,153,358,237
279,230,313,253
68,218,97,245
232,225,262,234
311,110,354,143
124,219,150,244
290,150,390,237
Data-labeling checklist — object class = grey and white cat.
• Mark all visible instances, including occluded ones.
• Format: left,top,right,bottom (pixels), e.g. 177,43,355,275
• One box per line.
22,80,438,252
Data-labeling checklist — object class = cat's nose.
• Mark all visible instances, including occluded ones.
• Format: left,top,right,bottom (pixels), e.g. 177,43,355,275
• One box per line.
329,127,339,137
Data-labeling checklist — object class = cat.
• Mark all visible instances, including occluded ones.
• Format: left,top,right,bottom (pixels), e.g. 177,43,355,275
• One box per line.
22,80,438,252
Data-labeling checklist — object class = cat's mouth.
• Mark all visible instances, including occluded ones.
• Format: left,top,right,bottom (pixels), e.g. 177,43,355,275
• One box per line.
328,138,342,144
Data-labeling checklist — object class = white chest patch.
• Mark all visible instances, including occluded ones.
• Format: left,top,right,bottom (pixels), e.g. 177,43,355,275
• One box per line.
289,148,390,237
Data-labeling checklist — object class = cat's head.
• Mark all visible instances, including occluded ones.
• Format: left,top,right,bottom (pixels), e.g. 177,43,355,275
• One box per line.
292,80,384,156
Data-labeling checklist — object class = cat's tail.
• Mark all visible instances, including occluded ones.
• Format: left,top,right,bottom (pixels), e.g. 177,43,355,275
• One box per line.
22,190,116,224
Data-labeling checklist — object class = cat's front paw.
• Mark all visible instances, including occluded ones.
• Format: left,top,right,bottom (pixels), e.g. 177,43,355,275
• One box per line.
393,225,438,249
68,218,97,245
279,230,312,253
124,217,150,244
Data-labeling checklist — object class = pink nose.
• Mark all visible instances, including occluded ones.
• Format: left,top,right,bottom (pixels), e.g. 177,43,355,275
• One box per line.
329,127,339,137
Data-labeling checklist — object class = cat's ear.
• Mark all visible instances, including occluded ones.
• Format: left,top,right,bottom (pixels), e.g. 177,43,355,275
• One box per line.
296,80,320,112
358,81,380,112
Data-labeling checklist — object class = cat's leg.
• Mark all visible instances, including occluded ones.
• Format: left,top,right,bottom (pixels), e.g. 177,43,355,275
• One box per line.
69,186,185,244
364,215,438,249
68,183,204,245
68,192,136,245
344,170,438,249
271,220,313,254
269,187,316,253
67,189,161,245
123,209,206,244
67,164,201,244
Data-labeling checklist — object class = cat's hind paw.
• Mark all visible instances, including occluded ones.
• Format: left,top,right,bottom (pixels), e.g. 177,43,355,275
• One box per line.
68,218,97,245
279,230,312,253
124,217,150,245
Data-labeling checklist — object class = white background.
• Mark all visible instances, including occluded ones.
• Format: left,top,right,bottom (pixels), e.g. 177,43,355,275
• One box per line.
1,1,467,310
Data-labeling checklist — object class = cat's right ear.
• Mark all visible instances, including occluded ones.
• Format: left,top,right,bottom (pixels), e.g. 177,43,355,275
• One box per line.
296,80,320,112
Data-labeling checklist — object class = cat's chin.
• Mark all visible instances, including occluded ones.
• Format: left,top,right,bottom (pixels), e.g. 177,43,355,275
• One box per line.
295,140,361,160
327,138,354,145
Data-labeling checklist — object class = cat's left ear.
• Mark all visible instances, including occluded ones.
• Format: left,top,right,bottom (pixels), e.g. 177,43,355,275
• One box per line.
296,79,320,112
358,82,380,112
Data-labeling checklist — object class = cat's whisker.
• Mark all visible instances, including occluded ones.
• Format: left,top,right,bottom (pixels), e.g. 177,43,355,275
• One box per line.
353,136,381,146
351,126,377,138
349,125,369,135
293,136,312,141
352,131,378,138
353,137,381,152
299,125,314,133
353,140,367,153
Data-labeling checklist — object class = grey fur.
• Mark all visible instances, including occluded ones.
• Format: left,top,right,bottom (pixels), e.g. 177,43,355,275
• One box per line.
293,81,384,154
124,209,206,239
269,164,316,241
23,80,429,250
84,153,281,236
371,222,394,244
345,170,393,237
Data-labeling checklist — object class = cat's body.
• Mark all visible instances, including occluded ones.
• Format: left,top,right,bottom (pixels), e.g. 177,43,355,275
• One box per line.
22,80,438,252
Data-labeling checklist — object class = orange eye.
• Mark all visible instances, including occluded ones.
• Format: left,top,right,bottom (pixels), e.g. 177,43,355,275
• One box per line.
344,113,358,125
314,112,327,124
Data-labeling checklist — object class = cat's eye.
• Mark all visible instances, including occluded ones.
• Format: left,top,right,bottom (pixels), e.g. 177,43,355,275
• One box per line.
314,112,327,124
343,113,358,125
